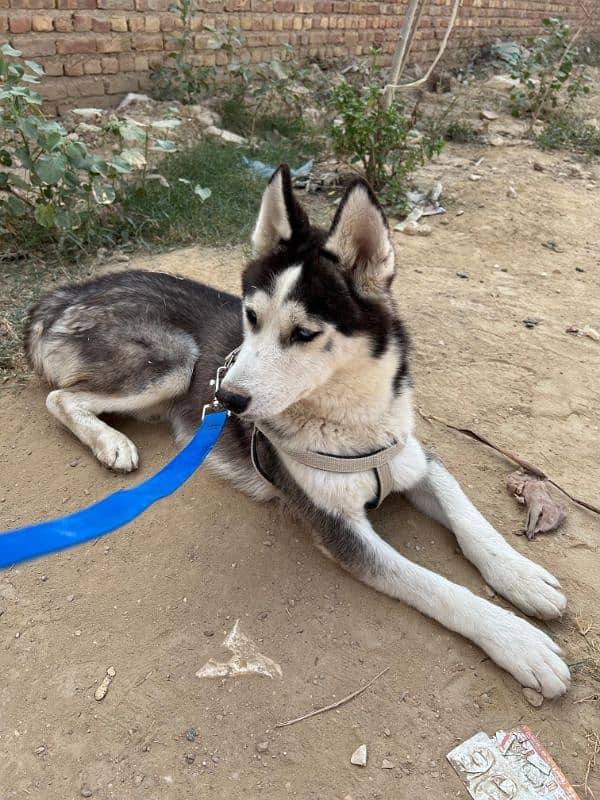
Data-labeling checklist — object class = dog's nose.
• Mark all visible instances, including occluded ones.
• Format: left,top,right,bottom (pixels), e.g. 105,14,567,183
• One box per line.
215,387,251,415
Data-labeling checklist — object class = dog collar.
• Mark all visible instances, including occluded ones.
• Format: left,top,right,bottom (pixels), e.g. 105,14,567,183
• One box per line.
251,425,406,509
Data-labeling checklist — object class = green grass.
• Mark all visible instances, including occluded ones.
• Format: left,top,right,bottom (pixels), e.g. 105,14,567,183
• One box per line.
118,136,317,247
535,112,600,157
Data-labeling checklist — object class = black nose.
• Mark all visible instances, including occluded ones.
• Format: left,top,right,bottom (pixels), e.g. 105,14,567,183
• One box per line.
215,387,251,415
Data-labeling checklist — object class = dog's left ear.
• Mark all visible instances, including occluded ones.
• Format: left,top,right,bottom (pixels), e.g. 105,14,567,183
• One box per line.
324,179,395,292
251,164,309,256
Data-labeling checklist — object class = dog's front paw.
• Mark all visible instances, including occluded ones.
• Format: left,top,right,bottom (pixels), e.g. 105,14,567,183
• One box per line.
478,608,570,699
485,555,566,621
93,431,139,473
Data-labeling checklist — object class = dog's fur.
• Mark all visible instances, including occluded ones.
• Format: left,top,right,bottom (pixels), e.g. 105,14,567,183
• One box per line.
24,166,570,698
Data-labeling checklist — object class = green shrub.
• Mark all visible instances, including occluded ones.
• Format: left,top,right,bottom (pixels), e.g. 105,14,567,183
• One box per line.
150,0,214,103
509,17,591,119
444,119,479,143
535,112,600,156
330,50,444,213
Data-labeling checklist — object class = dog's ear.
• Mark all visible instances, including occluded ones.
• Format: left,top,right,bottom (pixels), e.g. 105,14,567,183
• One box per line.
251,164,309,257
324,179,395,292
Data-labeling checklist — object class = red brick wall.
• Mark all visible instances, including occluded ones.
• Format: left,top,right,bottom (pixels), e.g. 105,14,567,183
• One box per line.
2,1,600,114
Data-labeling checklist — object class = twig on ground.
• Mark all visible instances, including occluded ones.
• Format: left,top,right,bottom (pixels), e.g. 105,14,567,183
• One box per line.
275,667,389,728
418,410,600,517
584,730,599,800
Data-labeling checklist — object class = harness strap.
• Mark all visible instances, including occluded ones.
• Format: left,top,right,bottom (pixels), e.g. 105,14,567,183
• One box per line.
250,425,406,509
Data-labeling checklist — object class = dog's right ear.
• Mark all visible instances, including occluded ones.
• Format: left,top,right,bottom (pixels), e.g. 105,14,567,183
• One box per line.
251,164,309,257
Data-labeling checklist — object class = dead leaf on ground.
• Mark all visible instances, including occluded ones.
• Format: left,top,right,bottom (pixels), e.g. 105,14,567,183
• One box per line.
506,471,567,540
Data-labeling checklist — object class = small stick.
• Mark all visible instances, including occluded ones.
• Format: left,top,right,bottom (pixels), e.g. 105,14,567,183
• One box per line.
418,410,600,516
275,667,389,728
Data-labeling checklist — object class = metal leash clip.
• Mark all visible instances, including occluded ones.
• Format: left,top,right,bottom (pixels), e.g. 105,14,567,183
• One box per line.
201,346,241,421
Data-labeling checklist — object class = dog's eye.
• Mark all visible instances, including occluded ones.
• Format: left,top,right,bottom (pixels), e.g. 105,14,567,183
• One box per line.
245,308,258,327
291,327,321,344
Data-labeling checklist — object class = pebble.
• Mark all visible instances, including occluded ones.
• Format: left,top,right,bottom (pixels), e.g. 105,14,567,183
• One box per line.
456,209,465,216
456,271,469,279
203,630,215,637
35,745,46,755
523,318,540,329
523,687,544,707
67,594,75,602
382,759,394,769
469,174,482,182
94,666,116,701
488,134,504,147
185,727,198,742
533,161,544,172
507,186,518,199
256,741,269,753
133,775,144,785
384,728,391,737
480,109,499,121
81,788,92,798
350,744,367,767
69,460,79,467
184,753,196,764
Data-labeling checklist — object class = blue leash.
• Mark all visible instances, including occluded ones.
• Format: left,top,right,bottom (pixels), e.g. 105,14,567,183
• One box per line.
0,411,228,570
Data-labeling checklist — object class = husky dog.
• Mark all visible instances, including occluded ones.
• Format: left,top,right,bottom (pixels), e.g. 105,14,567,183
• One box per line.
25,166,569,698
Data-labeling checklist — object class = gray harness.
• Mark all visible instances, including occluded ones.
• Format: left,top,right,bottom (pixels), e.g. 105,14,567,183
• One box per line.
251,425,406,509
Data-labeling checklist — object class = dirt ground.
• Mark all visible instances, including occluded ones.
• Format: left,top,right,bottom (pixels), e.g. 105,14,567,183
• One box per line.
1,139,599,800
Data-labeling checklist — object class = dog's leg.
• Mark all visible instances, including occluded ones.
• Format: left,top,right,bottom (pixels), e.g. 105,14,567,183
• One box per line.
310,510,569,698
46,372,188,472
403,450,567,621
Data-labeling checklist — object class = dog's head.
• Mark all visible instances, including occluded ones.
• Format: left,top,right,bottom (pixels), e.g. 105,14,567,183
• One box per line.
217,164,408,420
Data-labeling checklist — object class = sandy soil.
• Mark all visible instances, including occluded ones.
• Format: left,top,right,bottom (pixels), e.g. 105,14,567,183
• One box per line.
1,140,599,800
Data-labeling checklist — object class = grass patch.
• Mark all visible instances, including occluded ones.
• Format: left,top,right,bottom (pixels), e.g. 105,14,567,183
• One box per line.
118,136,317,247
535,112,600,156
444,119,479,144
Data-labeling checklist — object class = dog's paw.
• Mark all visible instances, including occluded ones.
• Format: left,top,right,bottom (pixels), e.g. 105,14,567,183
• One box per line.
478,608,570,699
485,556,566,621
93,431,139,473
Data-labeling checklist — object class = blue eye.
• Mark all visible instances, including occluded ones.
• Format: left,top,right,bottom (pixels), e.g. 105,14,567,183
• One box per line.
245,308,257,327
291,327,321,344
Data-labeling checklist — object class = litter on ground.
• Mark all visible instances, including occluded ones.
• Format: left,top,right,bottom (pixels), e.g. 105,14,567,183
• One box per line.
447,726,580,800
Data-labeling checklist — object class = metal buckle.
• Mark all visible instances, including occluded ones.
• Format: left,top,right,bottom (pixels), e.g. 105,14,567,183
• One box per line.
201,346,241,421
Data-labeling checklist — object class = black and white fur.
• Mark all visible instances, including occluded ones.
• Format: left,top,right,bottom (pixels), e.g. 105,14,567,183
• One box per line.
25,166,569,698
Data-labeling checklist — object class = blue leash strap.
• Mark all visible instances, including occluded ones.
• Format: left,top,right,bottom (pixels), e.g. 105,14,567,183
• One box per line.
0,411,228,570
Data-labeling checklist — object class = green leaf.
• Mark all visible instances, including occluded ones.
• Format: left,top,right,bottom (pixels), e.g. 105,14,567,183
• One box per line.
35,153,67,185
65,141,90,169
7,173,30,190
14,147,34,170
193,185,211,202
0,150,11,167
5,194,28,217
34,203,56,228
55,207,79,231
119,148,146,167
25,59,44,76
39,131,64,152
91,179,116,205
151,139,177,152
1,43,21,57
108,156,133,174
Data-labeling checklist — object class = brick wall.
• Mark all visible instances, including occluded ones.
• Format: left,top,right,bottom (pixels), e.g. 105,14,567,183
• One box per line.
2,1,600,114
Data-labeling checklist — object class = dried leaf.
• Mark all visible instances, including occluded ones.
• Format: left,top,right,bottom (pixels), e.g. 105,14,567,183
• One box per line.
507,471,567,540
